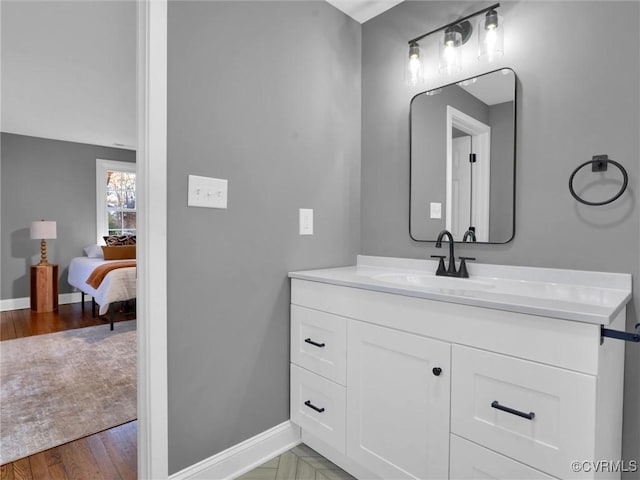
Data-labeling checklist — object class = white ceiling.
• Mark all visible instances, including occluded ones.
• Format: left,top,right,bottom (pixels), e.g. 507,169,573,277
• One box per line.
1,1,137,149
326,0,404,23
460,71,515,106
0,0,401,149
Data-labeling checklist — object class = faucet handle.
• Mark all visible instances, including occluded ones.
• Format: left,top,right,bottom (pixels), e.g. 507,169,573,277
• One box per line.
458,257,475,278
430,255,447,275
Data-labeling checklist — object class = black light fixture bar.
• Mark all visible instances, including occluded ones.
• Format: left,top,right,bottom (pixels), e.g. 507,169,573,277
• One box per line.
408,3,500,45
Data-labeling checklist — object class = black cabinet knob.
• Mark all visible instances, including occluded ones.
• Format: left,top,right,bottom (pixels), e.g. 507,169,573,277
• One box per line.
432,367,442,376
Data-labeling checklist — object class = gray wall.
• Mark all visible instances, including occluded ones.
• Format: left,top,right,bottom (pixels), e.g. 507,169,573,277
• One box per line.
361,0,639,467
0,133,135,299
167,1,361,473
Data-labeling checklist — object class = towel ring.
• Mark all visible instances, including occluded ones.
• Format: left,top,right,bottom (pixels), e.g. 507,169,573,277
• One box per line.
569,155,628,206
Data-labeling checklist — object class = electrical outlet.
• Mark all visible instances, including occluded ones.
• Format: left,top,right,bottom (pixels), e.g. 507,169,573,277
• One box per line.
188,175,228,209
299,208,313,235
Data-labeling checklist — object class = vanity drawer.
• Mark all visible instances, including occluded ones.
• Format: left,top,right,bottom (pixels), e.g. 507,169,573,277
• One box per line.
290,364,346,453
291,305,347,385
450,434,557,479
451,345,597,479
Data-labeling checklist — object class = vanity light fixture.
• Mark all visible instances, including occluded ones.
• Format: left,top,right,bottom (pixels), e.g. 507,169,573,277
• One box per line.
478,8,504,61
405,3,502,84
406,42,424,86
439,26,464,75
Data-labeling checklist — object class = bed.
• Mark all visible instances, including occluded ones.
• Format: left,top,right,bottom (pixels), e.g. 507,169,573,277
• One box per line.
68,256,136,329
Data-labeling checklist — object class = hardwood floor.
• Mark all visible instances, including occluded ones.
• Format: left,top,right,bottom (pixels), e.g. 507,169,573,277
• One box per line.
0,303,137,478
1,301,135,340
0,421,137,480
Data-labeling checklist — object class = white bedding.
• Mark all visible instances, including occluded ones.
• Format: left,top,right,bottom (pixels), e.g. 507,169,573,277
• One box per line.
68,257,136,315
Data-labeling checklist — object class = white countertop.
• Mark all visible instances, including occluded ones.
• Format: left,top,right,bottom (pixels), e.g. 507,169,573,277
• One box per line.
289,255,632,325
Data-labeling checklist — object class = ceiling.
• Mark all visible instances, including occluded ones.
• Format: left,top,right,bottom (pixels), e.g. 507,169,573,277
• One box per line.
1,1,137,149
326,0,405,23
0,1,402,149
460,71,514,106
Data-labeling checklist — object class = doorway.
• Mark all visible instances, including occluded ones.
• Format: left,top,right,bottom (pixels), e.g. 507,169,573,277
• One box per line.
445,105,491,242
0,1,168,477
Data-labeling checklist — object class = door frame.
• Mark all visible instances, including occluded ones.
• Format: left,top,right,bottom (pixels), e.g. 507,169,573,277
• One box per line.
137,1,168,478
445,106,491,241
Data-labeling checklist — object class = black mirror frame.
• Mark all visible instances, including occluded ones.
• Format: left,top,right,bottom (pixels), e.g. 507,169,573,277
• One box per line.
408,67,518,244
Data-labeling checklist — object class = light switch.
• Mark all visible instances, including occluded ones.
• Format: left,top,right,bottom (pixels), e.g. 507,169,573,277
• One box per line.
188,175,228,209
299,208,313,235
430,202,442,219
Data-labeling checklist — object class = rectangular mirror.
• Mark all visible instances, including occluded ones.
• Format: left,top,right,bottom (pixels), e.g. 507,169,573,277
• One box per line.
410,68,516,243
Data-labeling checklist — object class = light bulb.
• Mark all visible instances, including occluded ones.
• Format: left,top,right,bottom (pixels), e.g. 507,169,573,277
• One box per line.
405,42,424,86
478,10,504,62
439,27,462,75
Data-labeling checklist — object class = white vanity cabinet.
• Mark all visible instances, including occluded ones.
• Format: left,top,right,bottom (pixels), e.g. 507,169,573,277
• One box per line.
289,268,628,480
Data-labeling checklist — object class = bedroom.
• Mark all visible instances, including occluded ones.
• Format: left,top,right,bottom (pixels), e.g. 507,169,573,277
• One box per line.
0,0,138,471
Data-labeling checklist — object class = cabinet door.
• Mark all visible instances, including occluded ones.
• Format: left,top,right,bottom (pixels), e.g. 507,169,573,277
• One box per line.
346,320,451,480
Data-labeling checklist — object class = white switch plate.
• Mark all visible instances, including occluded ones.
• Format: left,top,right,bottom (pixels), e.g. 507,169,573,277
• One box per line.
188,175,228,209
299,208,313,235
430,202,442,219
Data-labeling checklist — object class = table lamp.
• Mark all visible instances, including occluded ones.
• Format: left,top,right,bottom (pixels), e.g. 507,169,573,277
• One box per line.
31,220,57,265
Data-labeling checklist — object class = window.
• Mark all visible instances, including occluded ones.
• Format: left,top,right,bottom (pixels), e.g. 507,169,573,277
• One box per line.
96,159,136,243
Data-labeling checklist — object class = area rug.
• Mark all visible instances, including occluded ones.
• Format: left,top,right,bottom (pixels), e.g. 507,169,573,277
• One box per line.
0,320,136,464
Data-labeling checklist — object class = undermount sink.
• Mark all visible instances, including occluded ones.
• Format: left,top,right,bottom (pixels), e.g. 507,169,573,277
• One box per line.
373,272,495,291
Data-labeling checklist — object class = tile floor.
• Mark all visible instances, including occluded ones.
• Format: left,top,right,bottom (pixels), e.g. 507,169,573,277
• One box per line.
237,444,355,480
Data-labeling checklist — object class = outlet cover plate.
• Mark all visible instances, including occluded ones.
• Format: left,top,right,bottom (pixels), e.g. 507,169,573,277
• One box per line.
430,202,442,219
299,208,313,235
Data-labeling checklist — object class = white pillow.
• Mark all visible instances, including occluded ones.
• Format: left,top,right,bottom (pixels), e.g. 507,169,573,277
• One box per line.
83,244,104,258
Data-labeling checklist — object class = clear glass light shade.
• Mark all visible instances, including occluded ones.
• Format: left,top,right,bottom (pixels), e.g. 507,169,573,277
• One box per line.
405,43,424,86
478,12,504,62
438,29,462,75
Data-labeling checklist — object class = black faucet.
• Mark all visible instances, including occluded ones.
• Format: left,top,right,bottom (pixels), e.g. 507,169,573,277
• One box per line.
462,229,477,242
431,229,475,278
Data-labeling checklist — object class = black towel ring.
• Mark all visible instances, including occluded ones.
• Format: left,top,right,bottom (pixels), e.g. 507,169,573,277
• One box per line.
569,155,628,206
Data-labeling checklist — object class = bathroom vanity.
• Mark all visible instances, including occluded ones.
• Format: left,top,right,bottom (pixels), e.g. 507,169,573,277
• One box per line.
289,256,632,479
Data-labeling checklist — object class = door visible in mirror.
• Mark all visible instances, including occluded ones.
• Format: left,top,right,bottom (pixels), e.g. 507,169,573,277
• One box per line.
410,68,516,243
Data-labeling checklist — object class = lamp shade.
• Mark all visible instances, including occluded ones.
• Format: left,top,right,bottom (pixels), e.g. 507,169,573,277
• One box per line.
31,221,57,240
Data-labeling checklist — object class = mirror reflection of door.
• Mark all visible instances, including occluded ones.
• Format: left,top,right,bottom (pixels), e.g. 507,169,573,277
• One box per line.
451,132,471,239
446,106,491,242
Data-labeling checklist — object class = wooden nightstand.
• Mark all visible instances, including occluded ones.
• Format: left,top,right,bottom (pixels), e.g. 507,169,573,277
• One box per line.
30,264,58,312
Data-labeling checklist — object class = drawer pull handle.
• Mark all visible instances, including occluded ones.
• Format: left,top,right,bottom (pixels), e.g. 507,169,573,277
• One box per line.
304,338,326,348
491,400,535,420
304,400,325,413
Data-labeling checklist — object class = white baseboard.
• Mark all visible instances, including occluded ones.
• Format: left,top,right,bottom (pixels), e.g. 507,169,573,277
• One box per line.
0,292,84,312
0,297,29,311
169,421,301,480
60,292,83,305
